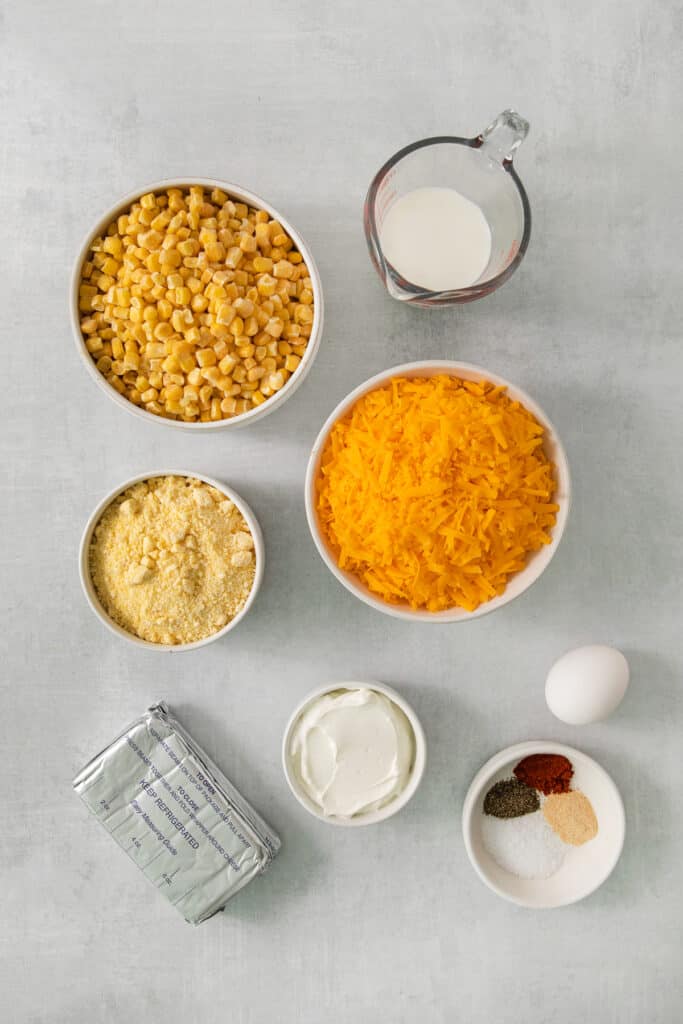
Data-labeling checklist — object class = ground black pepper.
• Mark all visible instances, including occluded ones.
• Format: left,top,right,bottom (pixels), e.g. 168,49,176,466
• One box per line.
483,778,540,818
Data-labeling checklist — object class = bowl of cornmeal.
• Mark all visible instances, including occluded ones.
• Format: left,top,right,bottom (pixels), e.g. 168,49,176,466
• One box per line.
80,472,264,650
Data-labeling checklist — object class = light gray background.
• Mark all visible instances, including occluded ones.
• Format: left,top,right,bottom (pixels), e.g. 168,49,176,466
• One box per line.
1,1,681,1021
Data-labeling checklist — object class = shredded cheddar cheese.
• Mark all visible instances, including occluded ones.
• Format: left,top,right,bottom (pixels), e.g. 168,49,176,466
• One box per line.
316,376,559,612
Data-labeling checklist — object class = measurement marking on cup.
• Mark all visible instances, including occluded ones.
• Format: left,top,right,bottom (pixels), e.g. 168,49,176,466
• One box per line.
378,188,397,222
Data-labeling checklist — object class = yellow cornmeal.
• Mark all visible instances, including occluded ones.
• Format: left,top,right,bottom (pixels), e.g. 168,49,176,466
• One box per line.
89,476,256,644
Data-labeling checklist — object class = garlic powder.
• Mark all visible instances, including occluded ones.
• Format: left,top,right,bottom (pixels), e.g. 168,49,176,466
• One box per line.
89,476,256,644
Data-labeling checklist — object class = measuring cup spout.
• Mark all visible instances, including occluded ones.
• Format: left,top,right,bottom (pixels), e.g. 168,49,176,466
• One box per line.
478,109,529,164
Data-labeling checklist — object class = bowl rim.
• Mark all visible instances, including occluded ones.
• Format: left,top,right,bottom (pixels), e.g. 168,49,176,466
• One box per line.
304,360,571,622
70,177,324,430
79,470,265,651
282,680,427,827
461,739,626,908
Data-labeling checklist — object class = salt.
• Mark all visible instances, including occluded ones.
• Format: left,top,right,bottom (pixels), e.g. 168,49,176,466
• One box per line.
481,810,566,880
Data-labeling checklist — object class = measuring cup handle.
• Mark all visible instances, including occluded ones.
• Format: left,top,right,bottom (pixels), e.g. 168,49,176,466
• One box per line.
477,109,530,164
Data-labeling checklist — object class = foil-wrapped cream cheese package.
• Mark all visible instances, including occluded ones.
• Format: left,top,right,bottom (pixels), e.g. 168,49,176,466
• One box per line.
73,702,280,924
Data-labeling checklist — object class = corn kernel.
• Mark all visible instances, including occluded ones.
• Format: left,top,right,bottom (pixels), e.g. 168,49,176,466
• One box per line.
138,230,163,250
202,367,222,386
97,274,115,293
273,259,294,280
86,335,104,354
229,316,245,337
294,303,313,324
191,293,209,313
103,236,123,258
267,371,285,391
257,274,276,297
153,322,174,341
234,297,254,317
162,355,181,374
215,302,235,327
205,241,226,263
219,354,237,375
160,248,182,268
123,350,140,372
196,348,217,368
264,317,284,338
239,232,257,253
177,238,198,257
225,246,243,269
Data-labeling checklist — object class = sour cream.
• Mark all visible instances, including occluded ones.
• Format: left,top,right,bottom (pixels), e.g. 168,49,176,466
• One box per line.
288,688,415,818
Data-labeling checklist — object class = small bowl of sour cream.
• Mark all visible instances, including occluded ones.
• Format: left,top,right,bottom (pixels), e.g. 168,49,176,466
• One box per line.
282,682,426,826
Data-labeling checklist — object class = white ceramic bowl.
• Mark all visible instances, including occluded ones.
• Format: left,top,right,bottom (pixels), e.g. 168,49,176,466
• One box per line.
79,471,264,651
305,360,571,622
282,681,426,826
462,740,625,908
70,177,324,430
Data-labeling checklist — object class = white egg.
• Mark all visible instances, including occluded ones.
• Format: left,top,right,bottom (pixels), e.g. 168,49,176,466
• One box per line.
545,645,629,725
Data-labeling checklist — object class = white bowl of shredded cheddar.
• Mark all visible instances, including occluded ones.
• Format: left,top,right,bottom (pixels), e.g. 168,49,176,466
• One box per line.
71,178,323,429
80,472,264,650
305,361,570,621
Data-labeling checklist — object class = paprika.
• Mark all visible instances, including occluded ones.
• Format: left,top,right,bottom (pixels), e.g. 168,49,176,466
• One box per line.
513,753,573,795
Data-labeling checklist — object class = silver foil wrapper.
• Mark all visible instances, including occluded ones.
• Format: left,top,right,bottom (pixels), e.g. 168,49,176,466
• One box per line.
73,702,281,924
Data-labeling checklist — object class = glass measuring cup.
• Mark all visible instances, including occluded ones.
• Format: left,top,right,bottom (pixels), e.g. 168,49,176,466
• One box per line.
364,110,531,306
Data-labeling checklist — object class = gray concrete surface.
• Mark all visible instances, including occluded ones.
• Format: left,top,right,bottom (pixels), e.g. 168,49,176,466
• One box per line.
1,1,681,1021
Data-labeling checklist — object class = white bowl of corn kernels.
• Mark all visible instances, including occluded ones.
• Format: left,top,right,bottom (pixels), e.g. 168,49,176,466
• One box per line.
71,178,323,429
79,471,265,651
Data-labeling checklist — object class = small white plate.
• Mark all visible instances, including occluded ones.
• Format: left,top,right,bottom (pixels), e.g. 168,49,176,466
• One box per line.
462,741,625,908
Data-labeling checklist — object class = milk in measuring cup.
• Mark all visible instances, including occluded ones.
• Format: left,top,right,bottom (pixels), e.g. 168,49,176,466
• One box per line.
379,187,491,292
